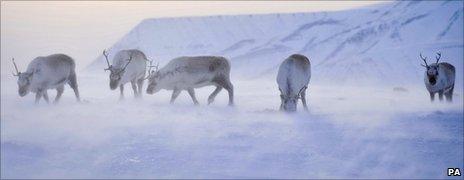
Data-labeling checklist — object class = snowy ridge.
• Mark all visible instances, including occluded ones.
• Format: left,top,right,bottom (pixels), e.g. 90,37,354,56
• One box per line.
88,1,462,88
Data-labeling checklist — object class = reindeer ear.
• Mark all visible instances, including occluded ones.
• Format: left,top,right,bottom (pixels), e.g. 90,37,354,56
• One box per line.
25,72,33,78
298,86,307,96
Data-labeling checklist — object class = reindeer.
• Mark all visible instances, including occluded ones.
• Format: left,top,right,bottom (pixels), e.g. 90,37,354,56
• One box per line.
277,54,311,112
420,52,455,102
146,56,234,106
12,54,80,104
103,49,149,100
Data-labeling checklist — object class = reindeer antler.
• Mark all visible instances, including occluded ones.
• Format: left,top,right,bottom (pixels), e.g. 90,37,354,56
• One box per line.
103,50,112,71
420,53,428,67
152,62,159,72
435,52,441,64
120,53,134,72
143,59,159,80
11,58,20,76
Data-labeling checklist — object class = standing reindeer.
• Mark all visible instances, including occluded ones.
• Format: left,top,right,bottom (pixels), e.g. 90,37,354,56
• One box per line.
146,56,234,106
103,49,149,100
12,54,80,104
420,52,455,102
277,54,311,112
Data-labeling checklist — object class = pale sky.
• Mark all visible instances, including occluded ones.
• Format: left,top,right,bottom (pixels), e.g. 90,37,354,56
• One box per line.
1,1,387,73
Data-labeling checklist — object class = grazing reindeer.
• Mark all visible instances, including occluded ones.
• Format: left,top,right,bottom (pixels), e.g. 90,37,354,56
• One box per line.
12,54,80,104
277,54,311,112
146,56,234,106
103,49,148,99
420,52,455,102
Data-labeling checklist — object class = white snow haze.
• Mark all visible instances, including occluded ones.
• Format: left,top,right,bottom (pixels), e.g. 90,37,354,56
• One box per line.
1,1,463,179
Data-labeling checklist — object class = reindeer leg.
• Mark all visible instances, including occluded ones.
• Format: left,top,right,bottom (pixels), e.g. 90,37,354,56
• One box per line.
215,76,234,106
300,89,308,111
68,72,80,102
438,90,444,101
429,92,435,102
35,90,42,104
279,94,285,111
131,80,138,98
119,84,125,100
224,81,234,106
187,88,199,105
54,85,64,103
137,78,144,98
170,89,181,104
42,90,50,104
449,84,454,102
208,86,222,105
445,85,454,102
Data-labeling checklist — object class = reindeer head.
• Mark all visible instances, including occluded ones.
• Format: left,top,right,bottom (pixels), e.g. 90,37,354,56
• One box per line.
279,86,306,112
420,52,441,85
145,61,160,94
12,58,33,97
103,50,133,90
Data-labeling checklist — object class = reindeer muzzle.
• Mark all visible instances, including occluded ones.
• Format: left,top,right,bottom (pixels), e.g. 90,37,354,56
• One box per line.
146,88,154,95
18,88,28,97
110,81,119,90
428,76,437,85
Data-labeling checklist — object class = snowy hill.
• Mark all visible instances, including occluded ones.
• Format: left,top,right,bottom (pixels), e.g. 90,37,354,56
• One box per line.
87,1,463,88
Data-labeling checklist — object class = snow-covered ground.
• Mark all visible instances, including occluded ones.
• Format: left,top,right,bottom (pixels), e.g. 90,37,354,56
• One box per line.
1,72,462,178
